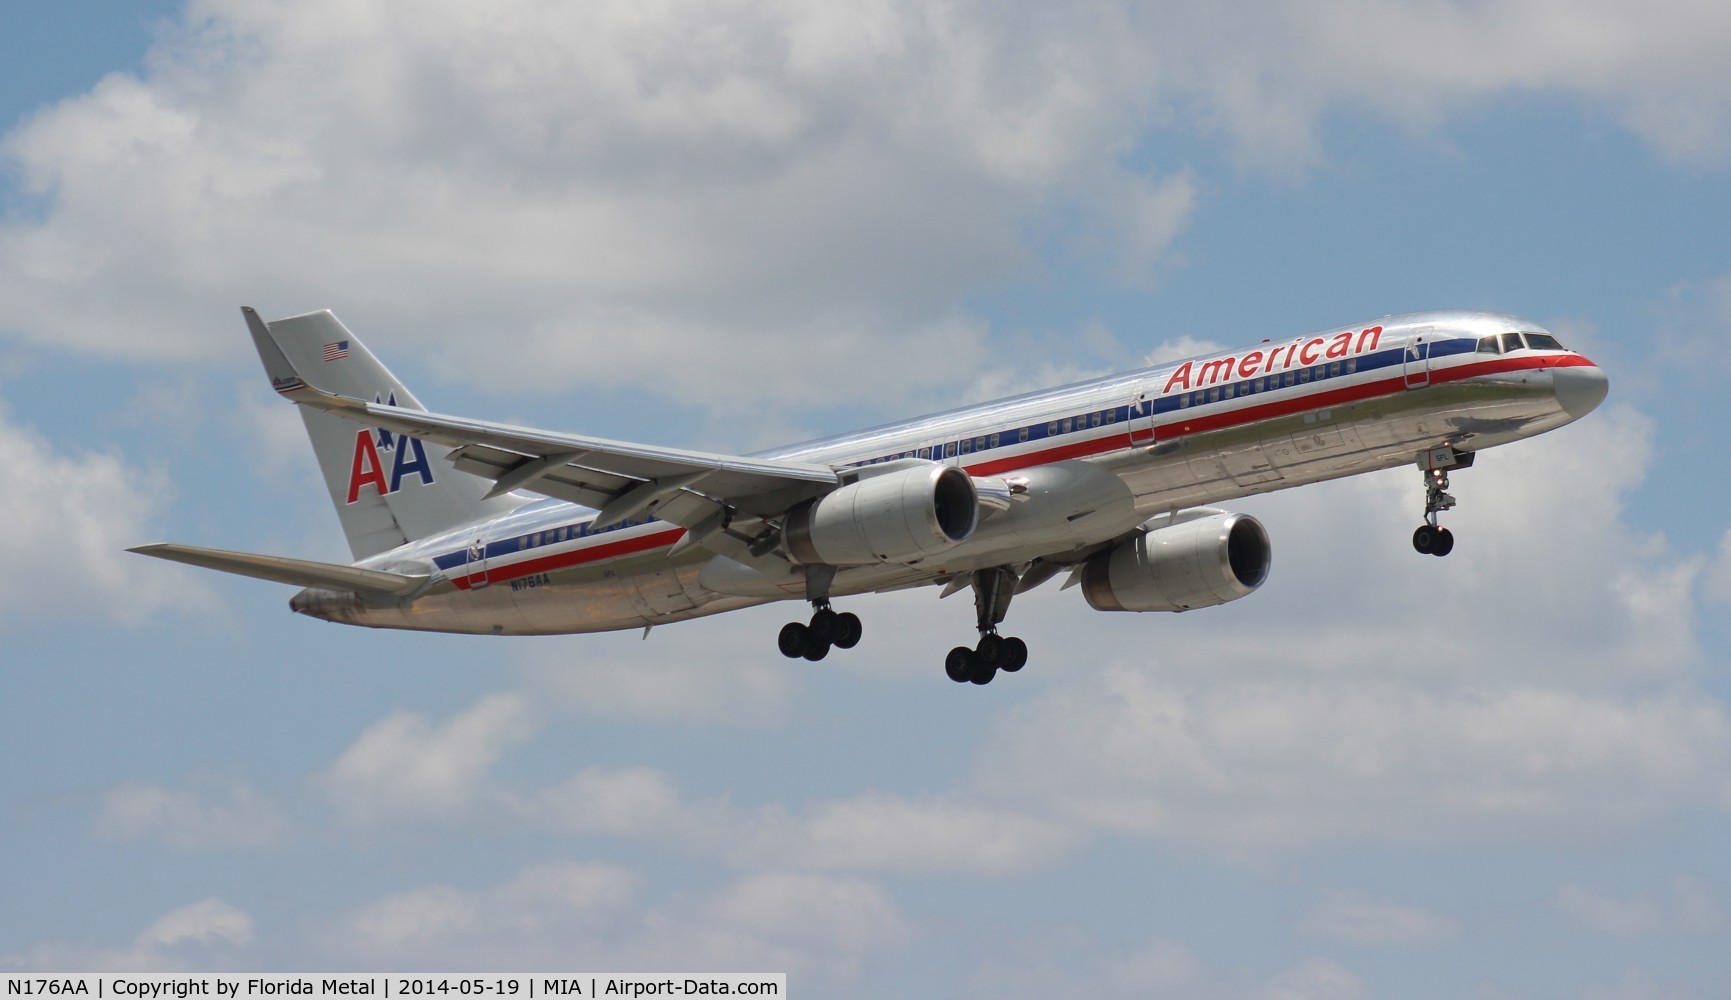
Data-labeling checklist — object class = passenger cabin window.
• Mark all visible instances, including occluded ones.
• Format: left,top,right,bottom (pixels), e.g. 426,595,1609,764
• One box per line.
1499,332,1525,353
1525,333,1565,351
1477,335,1501,353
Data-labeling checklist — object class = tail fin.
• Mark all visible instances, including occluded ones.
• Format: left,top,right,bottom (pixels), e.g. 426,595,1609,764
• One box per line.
245,307,518,559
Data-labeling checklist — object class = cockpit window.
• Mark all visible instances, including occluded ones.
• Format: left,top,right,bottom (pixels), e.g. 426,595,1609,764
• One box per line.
1524,333,1564,351
1499,332,1526,353
1476,335,1501,354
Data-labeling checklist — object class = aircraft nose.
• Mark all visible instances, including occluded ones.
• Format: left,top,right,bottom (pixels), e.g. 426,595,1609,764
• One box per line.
1554,363,1609,420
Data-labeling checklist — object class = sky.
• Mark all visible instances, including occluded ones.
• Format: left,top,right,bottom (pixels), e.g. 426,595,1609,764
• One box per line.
2,1,1730,996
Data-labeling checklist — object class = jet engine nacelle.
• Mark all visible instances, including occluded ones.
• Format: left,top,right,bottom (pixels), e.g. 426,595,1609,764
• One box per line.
784,462,979,566
1080,509,1271,612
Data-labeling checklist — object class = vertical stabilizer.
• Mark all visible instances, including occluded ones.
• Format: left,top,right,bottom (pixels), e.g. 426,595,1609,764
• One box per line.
245,308,517,559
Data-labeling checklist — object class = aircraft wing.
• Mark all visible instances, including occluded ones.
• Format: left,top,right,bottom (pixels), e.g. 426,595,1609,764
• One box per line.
343,397,838,524
247,307,839,529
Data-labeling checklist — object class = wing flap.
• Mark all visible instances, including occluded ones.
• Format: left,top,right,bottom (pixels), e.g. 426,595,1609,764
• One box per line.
129,543,429,598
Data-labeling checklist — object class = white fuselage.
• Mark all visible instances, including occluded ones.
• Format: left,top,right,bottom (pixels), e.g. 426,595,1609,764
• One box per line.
291,311,1606,634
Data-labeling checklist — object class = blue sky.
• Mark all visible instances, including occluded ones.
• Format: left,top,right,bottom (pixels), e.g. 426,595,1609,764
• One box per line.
3,2,1730,996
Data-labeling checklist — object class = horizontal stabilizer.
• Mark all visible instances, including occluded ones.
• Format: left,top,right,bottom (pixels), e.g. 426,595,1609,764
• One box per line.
129,543,429,598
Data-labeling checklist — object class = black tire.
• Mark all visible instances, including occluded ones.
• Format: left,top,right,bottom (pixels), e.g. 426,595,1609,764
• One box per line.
833,612,863,649
802,637,830,662
808,608,839,643
777,622,809,658
969,659,997,686
945,646,974,683
1432,527,1455,557
1412,524,1436,554
1000,636,1028,672
976,632,1005,667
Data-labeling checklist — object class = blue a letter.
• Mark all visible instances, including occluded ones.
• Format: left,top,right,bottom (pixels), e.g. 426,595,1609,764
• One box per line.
389,437,436,492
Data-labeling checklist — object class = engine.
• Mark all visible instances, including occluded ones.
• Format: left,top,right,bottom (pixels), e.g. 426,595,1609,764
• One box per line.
784,462,979,566
1080,510,1271,612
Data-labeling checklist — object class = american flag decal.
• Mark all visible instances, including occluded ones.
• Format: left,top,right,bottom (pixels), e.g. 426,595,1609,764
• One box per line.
322,340,350,362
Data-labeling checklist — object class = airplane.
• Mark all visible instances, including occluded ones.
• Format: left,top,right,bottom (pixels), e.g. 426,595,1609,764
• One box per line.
132,307,1608,685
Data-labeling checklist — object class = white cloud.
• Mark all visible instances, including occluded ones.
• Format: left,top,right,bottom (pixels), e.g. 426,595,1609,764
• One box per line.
2,897,255,972
95,777,289,849
326,860,900,986
0,0,1186,417
977,671,1731,853
1669,876,1727,933
741,793,1077,875
1553,878,1728,938
0,399,215,630
518,619,804,728
339,862,635,959
1259,958,1368,1000
1105,937,1208,994
315,691,539,825
137,898,255,950
1578,969,1691,1000
316,682,1077,876
1554,883,1665,937
706,872,906,956
1702,528,1731,606
511,756,1076,876
5,1,1730,425
532,763,1078,875
344,886,482,954
1295,890,1458,947
1128,2,1731,167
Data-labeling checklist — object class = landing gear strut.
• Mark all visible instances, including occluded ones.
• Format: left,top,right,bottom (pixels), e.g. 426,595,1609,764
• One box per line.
776,565,862,662
1412,447,1470,557
944,566,1029,685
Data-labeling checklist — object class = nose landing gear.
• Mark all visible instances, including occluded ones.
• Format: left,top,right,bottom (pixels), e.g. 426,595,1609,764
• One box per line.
1412,447,1471,557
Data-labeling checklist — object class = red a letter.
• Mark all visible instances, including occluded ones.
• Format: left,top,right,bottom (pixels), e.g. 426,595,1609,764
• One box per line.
347,430,390,503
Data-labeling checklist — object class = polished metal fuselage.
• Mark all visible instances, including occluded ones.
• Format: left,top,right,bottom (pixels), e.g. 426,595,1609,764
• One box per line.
295,311,1606,635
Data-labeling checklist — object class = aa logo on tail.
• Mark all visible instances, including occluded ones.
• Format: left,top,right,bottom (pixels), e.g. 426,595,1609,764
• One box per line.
345,392,436,504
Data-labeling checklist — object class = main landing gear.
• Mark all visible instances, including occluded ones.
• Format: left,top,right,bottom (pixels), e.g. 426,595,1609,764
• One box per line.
1412,447,1472,557
943,566,1029,686
776,565,862,662
777,601,862,662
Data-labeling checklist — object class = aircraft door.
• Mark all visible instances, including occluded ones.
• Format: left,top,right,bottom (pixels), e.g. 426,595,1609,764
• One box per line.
464,534,491,589
1129,386,1157,447
1403,330,1433,390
